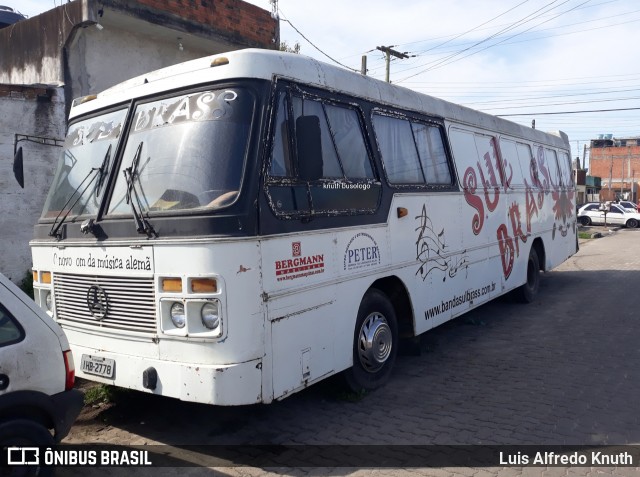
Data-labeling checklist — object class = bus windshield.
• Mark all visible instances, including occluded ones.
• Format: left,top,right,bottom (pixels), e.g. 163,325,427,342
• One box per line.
108,88,252,215
41,109,127,219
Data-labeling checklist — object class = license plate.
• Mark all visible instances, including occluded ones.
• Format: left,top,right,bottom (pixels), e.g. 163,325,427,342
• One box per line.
81,354,116,379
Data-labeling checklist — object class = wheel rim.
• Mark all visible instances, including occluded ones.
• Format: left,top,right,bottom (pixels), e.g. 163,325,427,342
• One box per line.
357,312,392,373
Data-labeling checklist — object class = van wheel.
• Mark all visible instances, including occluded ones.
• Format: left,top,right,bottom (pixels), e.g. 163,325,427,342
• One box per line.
344,289,398,392
517,247,540,303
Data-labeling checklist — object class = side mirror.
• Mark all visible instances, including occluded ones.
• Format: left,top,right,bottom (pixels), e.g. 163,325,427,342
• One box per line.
13,147,24,189
296,115,323,182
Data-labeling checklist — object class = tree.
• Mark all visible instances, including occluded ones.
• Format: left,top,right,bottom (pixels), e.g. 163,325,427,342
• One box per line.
279,41,301,54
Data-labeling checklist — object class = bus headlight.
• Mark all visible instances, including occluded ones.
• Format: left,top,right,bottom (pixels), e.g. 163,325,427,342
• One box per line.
170,302,186,328
201,301,220,330
45,291,53,312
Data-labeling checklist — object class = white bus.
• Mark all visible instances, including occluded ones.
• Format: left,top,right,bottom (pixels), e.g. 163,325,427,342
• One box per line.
25,49,577,405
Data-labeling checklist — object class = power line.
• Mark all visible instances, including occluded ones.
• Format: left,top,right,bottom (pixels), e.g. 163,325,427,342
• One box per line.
497,106,640,116
396,0,574,81
279,16,358,72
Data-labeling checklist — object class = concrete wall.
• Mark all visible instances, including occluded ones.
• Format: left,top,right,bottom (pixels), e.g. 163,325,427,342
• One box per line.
0,86,66,282
66,16,212,103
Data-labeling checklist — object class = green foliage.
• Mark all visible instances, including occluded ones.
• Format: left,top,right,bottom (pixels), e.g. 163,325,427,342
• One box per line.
279,41,301,54
578,232,592,240
19,270,34,299
84,384,124,405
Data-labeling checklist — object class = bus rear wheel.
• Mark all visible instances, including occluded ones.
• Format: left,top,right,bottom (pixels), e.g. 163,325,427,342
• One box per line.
344,289,398,393
517,247,540,303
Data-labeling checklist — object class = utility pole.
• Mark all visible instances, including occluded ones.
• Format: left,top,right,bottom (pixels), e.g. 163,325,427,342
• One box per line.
377,45,409,83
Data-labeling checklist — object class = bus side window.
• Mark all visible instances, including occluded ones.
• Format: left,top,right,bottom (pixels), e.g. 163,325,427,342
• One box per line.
324,104,374,179
266,88,379,217
293,97,342,178
545,148,562,187
499,139,526,187
411,122,451,185
558,151,573,186
373,112,452,187
269,93,293,177
372,114,425,184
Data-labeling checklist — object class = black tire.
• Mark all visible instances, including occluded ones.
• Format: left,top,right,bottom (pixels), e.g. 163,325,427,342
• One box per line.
0,419,55,477
517,247,540,304
579,216,591,226
344,289,398,393
626,218,638,228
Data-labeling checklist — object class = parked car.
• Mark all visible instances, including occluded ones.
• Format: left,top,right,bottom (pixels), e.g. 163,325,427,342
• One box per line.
578,202,640,228
616,200,638,213
0,272,83,449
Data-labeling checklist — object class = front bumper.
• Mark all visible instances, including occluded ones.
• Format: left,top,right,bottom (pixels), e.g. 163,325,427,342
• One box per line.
72,343,264,406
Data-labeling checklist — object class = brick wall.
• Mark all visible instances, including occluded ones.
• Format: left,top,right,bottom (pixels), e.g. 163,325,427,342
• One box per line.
0,85,51,101
590,146,640,181
136,0,278,47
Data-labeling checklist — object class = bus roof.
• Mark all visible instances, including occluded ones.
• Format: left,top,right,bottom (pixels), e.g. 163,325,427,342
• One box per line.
70,48,568,149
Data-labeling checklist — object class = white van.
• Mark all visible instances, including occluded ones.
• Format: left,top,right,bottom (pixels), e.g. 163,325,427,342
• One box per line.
0,272,83,447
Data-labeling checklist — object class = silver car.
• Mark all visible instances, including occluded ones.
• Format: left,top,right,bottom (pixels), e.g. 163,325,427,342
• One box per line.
578,203,640,228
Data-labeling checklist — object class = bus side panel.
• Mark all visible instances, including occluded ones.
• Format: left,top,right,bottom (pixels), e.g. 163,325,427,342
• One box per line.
261,226,393,400
261,233,337,400
387,192,495,335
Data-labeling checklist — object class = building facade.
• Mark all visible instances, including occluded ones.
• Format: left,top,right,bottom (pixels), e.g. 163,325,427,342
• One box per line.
588,136,640,204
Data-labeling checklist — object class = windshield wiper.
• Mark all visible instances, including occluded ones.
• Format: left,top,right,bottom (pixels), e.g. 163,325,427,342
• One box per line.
49,166,101,239
123,141,157,238
95,144,111,198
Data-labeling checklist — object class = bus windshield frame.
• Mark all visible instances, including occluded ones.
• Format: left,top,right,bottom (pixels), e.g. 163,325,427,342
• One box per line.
40,85,256,225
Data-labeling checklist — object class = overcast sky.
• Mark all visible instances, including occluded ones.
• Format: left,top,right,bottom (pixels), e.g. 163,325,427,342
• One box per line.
15,0,640,167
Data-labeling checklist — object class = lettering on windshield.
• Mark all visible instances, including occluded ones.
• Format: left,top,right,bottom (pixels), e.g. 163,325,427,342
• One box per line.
65,120,123,148
132,90,239,134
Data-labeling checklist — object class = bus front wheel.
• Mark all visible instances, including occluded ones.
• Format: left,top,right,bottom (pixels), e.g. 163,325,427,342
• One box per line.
517,247,540,303
344,289,398,393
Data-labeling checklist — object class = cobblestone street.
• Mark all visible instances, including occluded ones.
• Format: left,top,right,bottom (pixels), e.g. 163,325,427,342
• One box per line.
59,228,640,477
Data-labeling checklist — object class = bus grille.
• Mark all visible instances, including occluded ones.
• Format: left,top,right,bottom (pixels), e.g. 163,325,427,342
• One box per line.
53,273,157,334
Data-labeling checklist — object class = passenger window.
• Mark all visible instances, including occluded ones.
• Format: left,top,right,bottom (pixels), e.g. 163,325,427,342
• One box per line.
293,97,343,178
269,94,292,177
411,123,452,185
500,139,526,187
558,151,573,186
372,114,424,184
545,148,561,186
266,87,379,217
324,104,374,179
0,304,24,347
